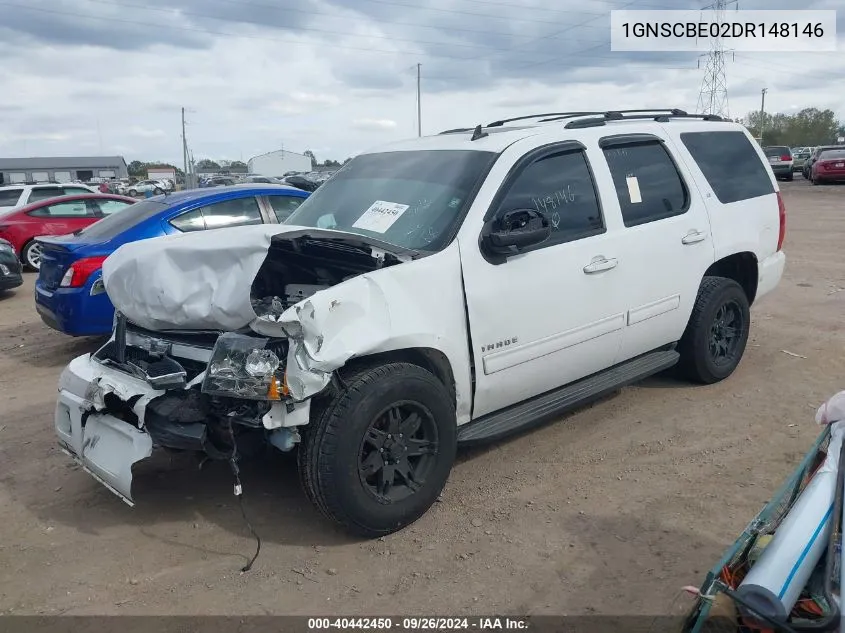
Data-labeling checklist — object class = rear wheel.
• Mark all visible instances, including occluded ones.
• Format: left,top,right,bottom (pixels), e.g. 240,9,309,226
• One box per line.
298,363,457,537
784,171,794,181
128,189,137,197
678,276,750,384
21,240,43,271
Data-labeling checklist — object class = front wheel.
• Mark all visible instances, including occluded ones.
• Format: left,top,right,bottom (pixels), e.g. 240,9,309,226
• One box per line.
677,276,750,384
128,189,137,197
298,363,457,537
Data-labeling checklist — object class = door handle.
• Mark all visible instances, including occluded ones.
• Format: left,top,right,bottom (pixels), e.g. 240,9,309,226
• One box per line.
583,256,618,274
682,230,707,245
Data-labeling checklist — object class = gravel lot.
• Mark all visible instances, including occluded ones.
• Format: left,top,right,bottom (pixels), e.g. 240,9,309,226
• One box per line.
1,179,844,617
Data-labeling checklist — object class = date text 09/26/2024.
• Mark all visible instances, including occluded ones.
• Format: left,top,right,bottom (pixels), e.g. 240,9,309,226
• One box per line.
307,618,529,630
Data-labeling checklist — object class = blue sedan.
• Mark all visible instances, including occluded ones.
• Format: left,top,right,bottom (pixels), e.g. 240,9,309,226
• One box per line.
35,184,309,336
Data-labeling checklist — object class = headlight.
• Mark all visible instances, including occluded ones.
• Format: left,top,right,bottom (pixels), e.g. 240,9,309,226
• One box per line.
0,243,12,253
202,332,283,400
0,263,9,275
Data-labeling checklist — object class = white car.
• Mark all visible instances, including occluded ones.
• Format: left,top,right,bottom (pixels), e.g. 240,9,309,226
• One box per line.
54,109,786,536
124,180,168,196
0,183,97,214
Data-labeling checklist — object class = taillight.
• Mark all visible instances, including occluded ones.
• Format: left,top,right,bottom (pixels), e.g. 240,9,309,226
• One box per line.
780,154,791,161
59,256,108,288
776,191,786,252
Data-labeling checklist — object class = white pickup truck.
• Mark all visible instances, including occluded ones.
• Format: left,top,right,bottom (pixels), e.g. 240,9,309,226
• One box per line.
55,109,786,537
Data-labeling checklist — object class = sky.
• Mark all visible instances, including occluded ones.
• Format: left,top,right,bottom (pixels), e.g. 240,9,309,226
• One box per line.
0,0,843,165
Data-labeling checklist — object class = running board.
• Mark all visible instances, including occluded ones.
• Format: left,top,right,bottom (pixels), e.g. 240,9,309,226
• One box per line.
457,349,680,444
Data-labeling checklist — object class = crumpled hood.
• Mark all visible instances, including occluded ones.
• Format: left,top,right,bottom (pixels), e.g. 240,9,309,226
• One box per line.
102,223,414,332
103,224,286,331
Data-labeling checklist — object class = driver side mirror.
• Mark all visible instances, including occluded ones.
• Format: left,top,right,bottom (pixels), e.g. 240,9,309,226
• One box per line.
481,208,551,259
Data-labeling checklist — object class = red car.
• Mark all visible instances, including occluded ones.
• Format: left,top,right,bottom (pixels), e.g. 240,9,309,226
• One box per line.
0,193,136,271
811,148,845,185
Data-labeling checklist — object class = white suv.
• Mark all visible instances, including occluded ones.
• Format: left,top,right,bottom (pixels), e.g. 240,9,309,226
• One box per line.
54,109,786,536
0,183,97,213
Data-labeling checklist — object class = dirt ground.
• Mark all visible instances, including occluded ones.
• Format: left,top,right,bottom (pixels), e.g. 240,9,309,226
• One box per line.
1,179,844,617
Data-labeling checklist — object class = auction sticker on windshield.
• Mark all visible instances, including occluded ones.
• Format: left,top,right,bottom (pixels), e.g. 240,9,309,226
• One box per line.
352,200,410,233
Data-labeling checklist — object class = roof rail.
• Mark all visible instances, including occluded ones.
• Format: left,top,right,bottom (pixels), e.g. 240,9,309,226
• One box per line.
439,127,475,135
487,112,602,127
564,111,722,129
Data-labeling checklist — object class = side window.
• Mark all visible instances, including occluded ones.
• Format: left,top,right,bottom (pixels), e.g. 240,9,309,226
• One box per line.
680,131,775,204
603,142,689,227
200,197,263,229
266,195,305,222
28,187,64,203
93,200,133,216
495,149,604,248
0,189,23,206
170,208,205,232
29,200,94,217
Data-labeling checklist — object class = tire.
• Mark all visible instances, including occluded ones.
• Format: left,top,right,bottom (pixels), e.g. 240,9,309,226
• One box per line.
153,187,163,195
785,171,793,181
677,276,750,385
21,239,43,271
298,363,457,537
128,189,137,197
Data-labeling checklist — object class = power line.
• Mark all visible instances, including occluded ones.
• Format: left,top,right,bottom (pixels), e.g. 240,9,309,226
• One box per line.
0,2,496,60
77,0,548,52
80,0,606,44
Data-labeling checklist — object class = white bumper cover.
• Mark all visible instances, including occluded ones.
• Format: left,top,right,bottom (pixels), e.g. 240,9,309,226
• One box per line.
55,354,161,504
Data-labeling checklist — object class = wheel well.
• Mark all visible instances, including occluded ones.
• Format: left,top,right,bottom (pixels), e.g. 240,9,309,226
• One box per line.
340,348,457,407
704,252,758,304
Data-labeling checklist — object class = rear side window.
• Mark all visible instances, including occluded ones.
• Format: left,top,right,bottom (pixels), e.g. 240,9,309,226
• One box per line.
29,200,95,217
170,208,205,232
62,186,94,195
28,187,64,203
681,131,775,204
0,189,23,206
267,194,305,222
602,142,688,227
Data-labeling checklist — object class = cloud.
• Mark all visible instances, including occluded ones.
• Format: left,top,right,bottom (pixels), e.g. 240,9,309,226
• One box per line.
352,118,398,130
0,0,840,163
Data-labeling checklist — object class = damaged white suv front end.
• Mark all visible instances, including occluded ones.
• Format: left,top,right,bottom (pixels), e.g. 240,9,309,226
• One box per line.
55,220,471,511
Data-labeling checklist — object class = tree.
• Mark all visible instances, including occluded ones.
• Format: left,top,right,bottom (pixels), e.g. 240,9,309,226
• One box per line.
230,160,247,169
303,150,316,169
196,159,220,171
343,157,352,165
743,107,841,146
128,160,145,177
322,159,341,168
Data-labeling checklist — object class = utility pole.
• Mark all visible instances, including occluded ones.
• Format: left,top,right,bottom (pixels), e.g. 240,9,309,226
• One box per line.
416,63,422,137
181,107,189,189
759,88,768,144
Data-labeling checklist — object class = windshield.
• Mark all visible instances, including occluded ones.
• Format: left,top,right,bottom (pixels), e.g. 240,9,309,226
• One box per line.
75,199,167,240
283,150,497,251
819,149,845,160
764,147,790,157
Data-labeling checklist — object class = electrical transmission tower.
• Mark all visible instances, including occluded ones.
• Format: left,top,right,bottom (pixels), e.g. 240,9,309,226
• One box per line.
696,0,737,118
